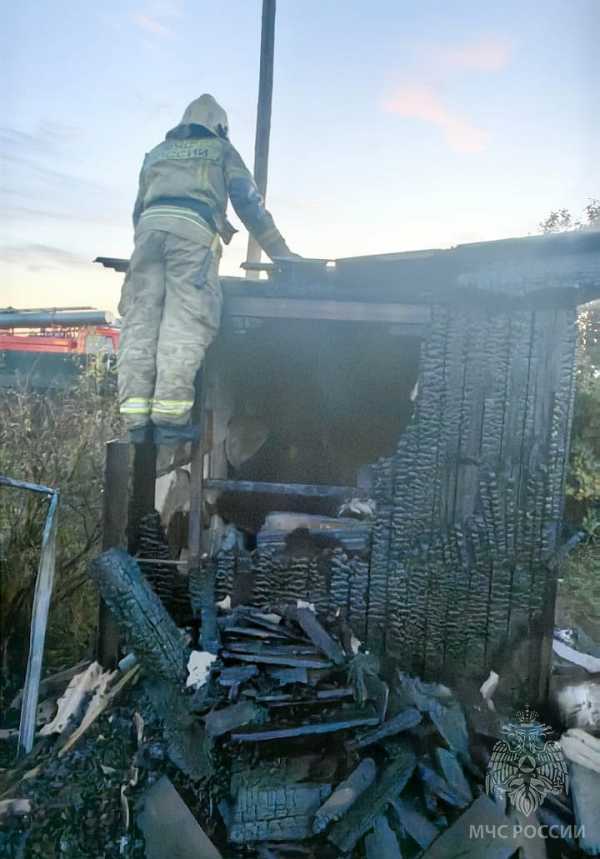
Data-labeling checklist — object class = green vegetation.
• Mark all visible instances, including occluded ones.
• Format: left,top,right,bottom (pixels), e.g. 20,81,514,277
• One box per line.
540,200,600,635
0,359,121,708
560,542,600,639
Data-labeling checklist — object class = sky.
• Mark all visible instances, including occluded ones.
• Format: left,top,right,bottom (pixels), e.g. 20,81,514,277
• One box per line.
2,0,599,314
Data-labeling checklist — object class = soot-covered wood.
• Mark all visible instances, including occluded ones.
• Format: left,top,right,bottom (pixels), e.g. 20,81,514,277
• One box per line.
208,304,577,702
90,548,188,686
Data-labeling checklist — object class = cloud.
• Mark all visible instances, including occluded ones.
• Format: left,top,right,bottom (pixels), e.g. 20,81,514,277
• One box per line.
131,12,174,38
0,123,125,233
0,151,103,192
148,0,183,16
130,0,184,39
383,83,489,154
0,125,107,200
0,243,90,272
381,35,511,154
0,127,46,153
36,120,82,143
0,204,121,227
0,123,82,157
433,37,512,73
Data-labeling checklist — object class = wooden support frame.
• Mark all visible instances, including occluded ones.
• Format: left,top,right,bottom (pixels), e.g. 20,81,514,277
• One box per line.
204,479,355,499
188,369,209,568
226,297,430,325
97,437,157,669
97,440,129,668
129,441,156,553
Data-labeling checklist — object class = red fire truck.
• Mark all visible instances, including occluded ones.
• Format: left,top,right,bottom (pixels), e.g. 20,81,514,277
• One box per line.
0,307,120,387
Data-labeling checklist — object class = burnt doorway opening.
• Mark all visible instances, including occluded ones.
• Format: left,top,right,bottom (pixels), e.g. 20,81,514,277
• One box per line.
212,317,422,537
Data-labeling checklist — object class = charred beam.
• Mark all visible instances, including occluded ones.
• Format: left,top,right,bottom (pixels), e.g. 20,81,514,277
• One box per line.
231,707,379,742
328,746,416,852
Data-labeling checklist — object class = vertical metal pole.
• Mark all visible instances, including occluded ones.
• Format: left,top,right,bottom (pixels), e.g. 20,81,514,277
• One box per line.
245,0,276,279
18,491,59,757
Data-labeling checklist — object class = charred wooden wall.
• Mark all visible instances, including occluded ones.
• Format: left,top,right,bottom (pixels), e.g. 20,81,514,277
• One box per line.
213,303,578,703
368,304,577,701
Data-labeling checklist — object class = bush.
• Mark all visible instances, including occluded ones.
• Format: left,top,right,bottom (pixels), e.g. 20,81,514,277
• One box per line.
560,541,600,637
0,359,121,707
542,200,600,635
566,301,600,531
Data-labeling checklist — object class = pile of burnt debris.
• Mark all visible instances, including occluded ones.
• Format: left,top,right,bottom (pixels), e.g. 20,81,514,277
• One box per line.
189,604,477,854
2,548,600,858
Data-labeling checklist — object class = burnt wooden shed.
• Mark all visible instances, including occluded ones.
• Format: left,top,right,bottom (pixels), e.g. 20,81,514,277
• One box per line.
97,229,600,704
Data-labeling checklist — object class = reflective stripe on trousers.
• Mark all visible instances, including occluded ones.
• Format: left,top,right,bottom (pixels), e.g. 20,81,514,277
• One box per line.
117,228,222,429
151,399,194,417
119,397,151,416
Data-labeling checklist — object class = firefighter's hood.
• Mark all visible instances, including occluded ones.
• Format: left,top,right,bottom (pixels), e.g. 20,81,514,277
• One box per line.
177,94,229,138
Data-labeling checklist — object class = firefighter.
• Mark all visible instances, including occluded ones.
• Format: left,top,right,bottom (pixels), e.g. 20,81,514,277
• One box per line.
118,94,298,444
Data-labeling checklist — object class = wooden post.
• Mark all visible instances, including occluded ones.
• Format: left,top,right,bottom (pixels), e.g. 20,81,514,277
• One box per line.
187,364,222,653
97,440,129,668
128,439,157,554
188,372,207,569
245,0,276,279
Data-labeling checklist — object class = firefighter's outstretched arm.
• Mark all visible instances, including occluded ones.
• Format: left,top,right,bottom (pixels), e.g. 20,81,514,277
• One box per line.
224,145,298,260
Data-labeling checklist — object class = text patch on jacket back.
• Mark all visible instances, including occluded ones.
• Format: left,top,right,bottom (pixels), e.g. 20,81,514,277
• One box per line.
145,140,223,168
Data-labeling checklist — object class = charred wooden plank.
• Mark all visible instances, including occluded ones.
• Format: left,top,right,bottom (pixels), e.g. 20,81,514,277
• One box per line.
434,748,472,804
228,783,332,843
328,746,416,852
205,478,355,498
348,707,422,750
222,626,292,641
204,701,264,738
286,606,346,665
426,698,470,759
417,762,470,809
255,688,353,706
193,558,221,654
222,651,332,669
313,758,377,833
316,686,355,700
420,794,515,858
223,607,286,625
390,797,439,849
364,814,402,858
231,707,380,742
221,613,307,643
268,667,310,685
224,642,320,656
347,652,382,707
218,666,259,687
143,678,213,780
137,776,222,859
364,673,390,722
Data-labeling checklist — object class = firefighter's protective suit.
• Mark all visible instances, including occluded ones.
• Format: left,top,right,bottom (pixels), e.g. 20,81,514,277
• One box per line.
118,94,295,436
